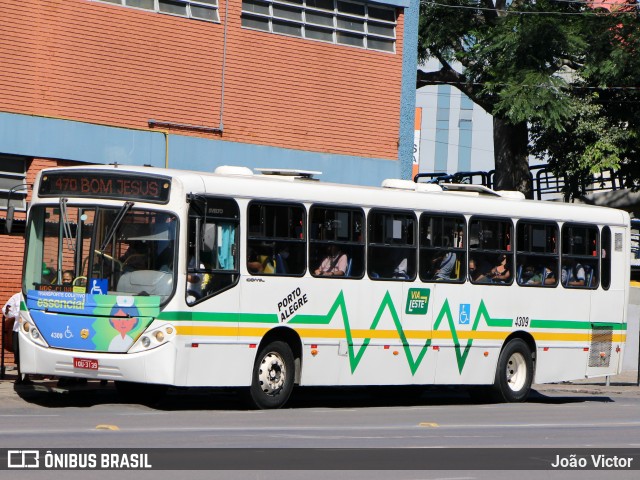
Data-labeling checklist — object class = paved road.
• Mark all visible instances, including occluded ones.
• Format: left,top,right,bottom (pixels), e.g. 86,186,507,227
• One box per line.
0,370,638,480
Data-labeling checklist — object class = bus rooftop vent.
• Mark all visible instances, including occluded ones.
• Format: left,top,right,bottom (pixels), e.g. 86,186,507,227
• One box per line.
415,183,443,193
214,165,254,176
495,190,526,200
254,168,321,180
381,179,416,190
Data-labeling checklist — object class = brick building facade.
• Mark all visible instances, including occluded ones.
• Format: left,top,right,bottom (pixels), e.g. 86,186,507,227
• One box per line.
0,0,419,361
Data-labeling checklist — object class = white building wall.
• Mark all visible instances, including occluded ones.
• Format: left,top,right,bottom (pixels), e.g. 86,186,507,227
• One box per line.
416,60,495,175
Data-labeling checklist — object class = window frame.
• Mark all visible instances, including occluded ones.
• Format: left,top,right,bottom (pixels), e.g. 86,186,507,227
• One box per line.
418,212,466,284
95,0,220,23
367,208,417,281
309,204,365,279
246,200,307,277
0,155,27,212
240,0,397,53
601,226,611,291
515,220,559,288
186,196,240,305
561,222,600,290
468,216,514,286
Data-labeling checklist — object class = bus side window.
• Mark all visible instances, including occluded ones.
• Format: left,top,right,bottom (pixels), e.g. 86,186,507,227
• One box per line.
368,209,416,281
561,223,599,289
246,202,306,276
601,226,611,290
310,205,365,278
419,214,466,283
516,221,558,287
469,217,513,285
186,197,240,305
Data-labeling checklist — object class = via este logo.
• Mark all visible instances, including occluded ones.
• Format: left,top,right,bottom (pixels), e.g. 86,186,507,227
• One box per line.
7,450,40,468
405,288,430,315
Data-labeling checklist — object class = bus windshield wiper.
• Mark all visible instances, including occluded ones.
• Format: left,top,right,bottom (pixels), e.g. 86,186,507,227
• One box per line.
99,201,134,252
59,197,75,252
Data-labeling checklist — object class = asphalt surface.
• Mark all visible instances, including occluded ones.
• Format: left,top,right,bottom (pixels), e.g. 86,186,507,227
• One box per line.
1,367,638,406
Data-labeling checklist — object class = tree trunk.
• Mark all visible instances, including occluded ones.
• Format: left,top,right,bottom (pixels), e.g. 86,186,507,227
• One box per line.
493,117,532,199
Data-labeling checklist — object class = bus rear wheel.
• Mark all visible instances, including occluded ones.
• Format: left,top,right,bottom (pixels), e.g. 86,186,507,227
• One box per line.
249,341,295,409
493,338,533,402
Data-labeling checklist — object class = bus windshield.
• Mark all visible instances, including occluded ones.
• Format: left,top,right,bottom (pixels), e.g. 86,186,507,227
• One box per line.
23,203,177,301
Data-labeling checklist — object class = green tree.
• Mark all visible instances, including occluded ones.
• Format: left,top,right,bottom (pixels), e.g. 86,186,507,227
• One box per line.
531,8,640,200
417,1,622,198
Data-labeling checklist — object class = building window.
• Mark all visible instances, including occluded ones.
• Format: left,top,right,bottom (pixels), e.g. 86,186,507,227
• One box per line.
0,155,27,212
241,0,396,53
96,0,220,23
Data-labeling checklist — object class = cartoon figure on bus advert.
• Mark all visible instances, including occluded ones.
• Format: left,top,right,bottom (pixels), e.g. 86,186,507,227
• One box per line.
108,296,141,352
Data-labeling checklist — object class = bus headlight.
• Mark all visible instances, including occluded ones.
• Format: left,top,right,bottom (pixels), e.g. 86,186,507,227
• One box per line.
21,321,49,348
128,324,176,353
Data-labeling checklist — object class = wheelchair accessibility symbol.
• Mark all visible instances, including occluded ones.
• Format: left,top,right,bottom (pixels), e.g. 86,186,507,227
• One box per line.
459,304,471,325
90,278,108,295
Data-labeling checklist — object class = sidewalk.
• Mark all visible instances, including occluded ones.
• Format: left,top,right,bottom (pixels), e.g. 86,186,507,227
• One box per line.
532,370,640,397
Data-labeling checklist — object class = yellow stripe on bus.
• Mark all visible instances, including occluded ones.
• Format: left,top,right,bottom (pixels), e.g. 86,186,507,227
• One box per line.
175,326,625,344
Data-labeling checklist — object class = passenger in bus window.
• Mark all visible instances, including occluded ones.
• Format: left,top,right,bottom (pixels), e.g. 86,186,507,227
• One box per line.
469,257,491,283
121,241,147,271
562,258,585,287
62,270,74,286
488,254,511,283
392,256,409,279
524,264,556,286
314,245,347,276
247,249,265,274
430,251,456,280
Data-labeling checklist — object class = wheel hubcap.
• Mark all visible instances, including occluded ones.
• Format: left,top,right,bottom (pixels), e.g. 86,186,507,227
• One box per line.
505,352,527,391
258,352,286,396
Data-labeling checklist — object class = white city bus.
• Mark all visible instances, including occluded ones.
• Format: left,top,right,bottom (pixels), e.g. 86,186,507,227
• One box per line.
18,165,629,408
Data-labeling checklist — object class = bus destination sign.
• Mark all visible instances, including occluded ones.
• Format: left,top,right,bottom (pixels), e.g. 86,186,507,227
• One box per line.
39,171,171,203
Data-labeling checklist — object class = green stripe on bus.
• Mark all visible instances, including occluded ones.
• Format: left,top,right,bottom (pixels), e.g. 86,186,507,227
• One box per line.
155,293,628,376
158,311,278,323
530,320,627,330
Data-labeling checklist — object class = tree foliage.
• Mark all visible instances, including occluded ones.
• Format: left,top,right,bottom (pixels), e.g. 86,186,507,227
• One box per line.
418,0,640,199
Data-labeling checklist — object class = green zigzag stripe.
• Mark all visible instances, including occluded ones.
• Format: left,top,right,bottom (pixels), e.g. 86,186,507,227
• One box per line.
294,291,512,375
433,299,511,374
164,292,634,374
159,291,512,374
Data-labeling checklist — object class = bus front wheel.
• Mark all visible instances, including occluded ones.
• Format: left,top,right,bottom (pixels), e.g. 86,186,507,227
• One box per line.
249,341,295,409
493,338,533,402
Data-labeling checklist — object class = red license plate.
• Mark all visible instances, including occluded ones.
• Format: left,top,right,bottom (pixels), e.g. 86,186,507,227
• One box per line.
73,357,99,370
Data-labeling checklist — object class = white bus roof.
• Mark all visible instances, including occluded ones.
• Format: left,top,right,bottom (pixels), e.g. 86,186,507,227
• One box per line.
35,164,630,226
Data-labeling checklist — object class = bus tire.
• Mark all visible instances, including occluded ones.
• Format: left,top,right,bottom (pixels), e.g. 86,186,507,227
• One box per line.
249,341,295,409
493,338,533,402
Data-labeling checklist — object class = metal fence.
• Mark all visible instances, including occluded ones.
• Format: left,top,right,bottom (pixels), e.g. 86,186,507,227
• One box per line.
416,164,630,201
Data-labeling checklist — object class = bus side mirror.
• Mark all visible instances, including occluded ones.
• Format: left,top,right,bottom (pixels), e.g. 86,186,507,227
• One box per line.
201,223,216,252
5,206,15,234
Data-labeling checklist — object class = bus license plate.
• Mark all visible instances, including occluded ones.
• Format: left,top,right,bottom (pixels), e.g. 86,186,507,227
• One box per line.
73,358,99,370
